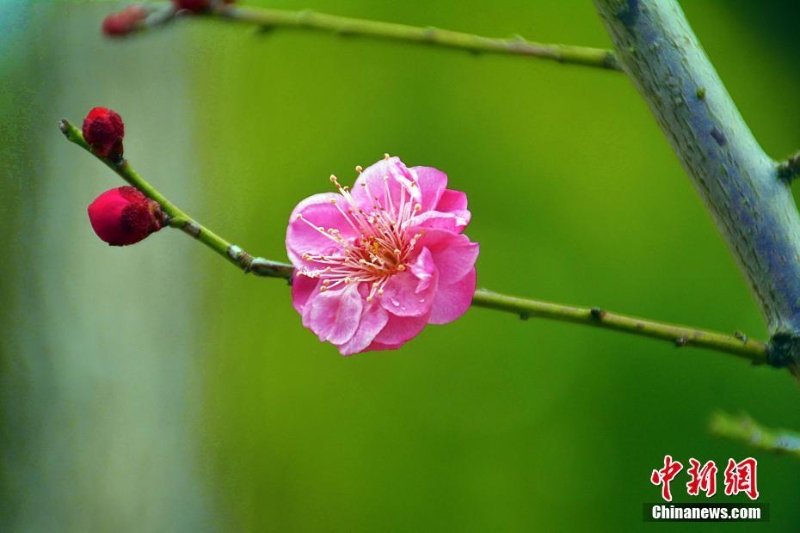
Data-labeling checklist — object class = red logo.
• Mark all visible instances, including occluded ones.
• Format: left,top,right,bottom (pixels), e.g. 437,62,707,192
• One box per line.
651,456,759,501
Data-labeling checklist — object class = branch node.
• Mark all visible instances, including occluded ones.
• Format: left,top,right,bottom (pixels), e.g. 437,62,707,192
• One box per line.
777,152,800,183
589,307,605,320
765,330,799,368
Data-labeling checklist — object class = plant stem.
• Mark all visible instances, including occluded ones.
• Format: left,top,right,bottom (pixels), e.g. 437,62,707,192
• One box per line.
710,411,800,458
131,4,620,71
61,118,768,364
59,119,293,279
471,290,767,364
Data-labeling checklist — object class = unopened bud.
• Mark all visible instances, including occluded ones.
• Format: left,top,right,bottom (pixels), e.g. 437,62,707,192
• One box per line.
173,0,211,12
82,107,125,160
172,0,235,13
102,5,148,37
87,187,164,246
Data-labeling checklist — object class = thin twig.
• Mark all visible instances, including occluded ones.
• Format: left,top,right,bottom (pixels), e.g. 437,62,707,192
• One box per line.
59,119,292,279
472,291,767,364
62,118,768,363
115,3,621,71
710,411,800,458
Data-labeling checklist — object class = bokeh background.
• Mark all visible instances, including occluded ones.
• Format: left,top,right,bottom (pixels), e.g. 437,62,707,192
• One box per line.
2,0,800,531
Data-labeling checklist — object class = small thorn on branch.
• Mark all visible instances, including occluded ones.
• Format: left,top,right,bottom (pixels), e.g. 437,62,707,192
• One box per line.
777,151,800,182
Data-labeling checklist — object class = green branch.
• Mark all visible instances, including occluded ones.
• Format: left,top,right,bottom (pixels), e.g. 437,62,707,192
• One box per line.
62,117,768,364
59,119,293,279
710,411,800,458
117,3,620,71
471,291,766,364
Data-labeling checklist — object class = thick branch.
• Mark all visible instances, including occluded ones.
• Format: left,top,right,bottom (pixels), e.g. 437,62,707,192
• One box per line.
594,0,800,366
62,117,769,364
710,412,800,458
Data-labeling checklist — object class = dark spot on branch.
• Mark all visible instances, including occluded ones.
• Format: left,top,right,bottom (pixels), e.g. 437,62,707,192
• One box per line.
734,330,747,343
590,307,605,320
766,331,797,368
710,127,726,146
618,0,640,29
777,152,800,182
674,336,689,347
603,52,620,70
519,312,530,321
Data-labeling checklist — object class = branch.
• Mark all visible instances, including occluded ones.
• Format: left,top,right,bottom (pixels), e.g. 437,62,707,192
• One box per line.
59,119,293,279
594,0,800,367
777,150,800,182
710,412,800,458
61,118,769,364
113,3,621,71
471,291,766,364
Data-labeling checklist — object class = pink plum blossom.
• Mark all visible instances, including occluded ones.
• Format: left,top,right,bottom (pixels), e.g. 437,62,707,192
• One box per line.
286,156,479,355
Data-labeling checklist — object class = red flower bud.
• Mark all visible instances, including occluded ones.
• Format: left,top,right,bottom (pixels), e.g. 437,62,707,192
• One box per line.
82,107,125,160
173,0,211,12
88,187,165,246
102,5,148,37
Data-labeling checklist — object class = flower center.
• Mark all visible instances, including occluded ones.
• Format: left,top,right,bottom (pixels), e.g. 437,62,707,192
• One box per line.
296,168,423,301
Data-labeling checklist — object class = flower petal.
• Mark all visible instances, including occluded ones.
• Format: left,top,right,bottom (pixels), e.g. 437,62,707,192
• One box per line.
377,249,437,317
286,192,357,267
410,247,436,293
302,284,362,345
373,312,430,345
337,300,390,355
428,267,476,324
407,210,470,233
415,229,480,282
436,189,468,214
291,272,321,314
364,341,404,352
350,157,420,213
411,166,447,212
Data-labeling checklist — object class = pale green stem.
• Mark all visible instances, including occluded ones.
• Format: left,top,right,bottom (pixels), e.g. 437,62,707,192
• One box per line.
129,4,620,71
710,411,800,458
61,118,767,364
59,119,292,279
471,291,766,364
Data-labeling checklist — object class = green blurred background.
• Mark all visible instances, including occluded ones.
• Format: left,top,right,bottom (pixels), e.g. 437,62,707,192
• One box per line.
2,1,800,531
